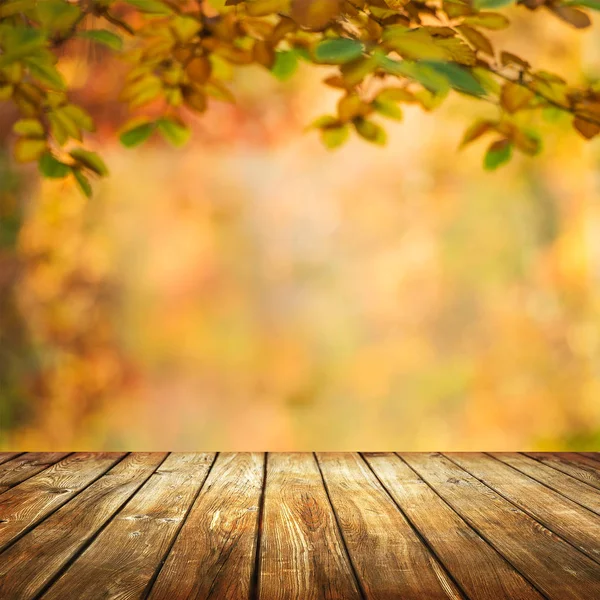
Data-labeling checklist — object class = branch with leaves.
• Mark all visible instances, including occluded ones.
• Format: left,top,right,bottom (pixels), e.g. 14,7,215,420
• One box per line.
1,0,599,195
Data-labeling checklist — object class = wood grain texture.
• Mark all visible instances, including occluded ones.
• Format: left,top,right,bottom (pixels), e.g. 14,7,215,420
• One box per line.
0,452,597,600
317,452,464,600
403,452,600,600
258,453,362,600
363,453,544,600
0,454,23,467
448,453,600,564
0,453,70,494
0,452,167,600
525,452,600,491
0,452,124,552
492,453,600,516
147,452,264,600
42,453,215,600
580,453,600,463
563,453,600,470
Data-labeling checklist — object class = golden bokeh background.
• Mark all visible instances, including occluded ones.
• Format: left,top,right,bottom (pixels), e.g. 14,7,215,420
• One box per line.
1,9,600,450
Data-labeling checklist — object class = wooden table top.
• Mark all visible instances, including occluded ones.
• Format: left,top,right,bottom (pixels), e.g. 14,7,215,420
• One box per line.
0,452,598,599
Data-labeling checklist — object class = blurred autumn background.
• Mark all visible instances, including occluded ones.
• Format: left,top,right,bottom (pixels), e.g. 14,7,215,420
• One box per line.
1,6,600,451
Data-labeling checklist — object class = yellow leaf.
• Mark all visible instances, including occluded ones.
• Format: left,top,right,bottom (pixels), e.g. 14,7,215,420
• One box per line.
456,25,493,56
121,74,163,107
500,51,529,69
247,0,291,16
0,84,14,100
444,0,472,18
13,118,44,138
500,82,535,113
14,137,46,163
337,93,370,122
435,37,477,66
205,80,236,103
384,0,408,9
170,15,202,42
340,56,378,87
463,12,509,30
383,30,447,61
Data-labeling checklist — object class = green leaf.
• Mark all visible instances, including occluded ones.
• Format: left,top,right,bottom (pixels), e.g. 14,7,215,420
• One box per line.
38,151,71,178
119,121,156,147
474,0,514,8
376,55,450,95
0,1,38,19
24,55,65,89
13,118,44,138
354,118,387,145
36,0,81,33
484,139,512,170
321,124,349,149
309,115,339,129
69,148,109,176
372,100,403,121
77,29,123,51
271,50,298,81
63,104,95,132
313,38,364,64
0,26,46,67
73,168,92,197
156,118,191,147
424,61,486,97
565,0,600,9
122,0,173,14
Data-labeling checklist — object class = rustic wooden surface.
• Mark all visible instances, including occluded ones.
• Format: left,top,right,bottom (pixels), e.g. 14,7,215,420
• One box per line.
0,452,598,600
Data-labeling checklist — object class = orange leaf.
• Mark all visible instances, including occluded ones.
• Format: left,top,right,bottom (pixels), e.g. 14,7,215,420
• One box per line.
573,117,600,139
291,0,341,30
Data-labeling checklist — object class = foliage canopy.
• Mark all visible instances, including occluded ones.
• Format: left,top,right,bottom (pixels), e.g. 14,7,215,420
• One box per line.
1,0,599,195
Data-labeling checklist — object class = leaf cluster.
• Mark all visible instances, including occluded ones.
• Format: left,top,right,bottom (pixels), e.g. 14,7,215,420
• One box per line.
1,0,599,195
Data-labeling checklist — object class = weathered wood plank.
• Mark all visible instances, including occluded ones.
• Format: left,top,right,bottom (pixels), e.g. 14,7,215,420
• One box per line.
0,452,124,553
403,452,600,600
525,452,600,491
147,453,263,600
0,454,23,467
42,453,215,600
580,453,600,463
317,452,464,600
562,452,600,470
448,453,600,564
257,452,362,600
0,452,167,600
364,452,544,600
492,453,600,516
0,452,70,494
